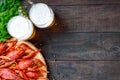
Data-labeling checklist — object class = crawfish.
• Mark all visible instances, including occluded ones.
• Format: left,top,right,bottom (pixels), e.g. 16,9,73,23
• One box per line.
15,58,46,79
0,38,17,56
17,58,46,70
18,43,41,59
0,42,7,55
0,48,25,68
6,48,25,60
0,68,22,80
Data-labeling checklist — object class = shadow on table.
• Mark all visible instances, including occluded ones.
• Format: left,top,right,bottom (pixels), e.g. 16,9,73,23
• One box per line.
29,12,68,47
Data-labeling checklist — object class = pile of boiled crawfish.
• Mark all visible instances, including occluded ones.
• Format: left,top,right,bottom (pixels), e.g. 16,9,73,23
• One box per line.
0,38,48,80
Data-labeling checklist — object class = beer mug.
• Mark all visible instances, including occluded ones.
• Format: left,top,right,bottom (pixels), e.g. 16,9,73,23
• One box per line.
7,6,36,40
7,16,36,40
29,3,55,28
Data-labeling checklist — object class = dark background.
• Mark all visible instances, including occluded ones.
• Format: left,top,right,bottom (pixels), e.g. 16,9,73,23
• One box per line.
23,0,120,80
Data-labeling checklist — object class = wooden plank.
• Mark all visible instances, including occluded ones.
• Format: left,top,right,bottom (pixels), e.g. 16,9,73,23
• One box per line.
23,5,120,32
47,61,120,80
51,5,120,32
47,61,58,80
39,33,120,60
25,0,120,5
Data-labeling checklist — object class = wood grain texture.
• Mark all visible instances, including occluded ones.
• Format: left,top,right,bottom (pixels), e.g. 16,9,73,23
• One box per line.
48,61,120,80
22,3,120,32
51,5,120,32
25,0,120,5
25,0,120,80
40,33,120,60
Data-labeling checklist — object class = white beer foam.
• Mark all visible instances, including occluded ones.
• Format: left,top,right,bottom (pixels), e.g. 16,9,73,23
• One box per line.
29,3,54,28
7,16,34,40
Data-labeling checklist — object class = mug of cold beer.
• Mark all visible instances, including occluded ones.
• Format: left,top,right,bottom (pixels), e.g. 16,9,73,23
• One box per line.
29,3,55,28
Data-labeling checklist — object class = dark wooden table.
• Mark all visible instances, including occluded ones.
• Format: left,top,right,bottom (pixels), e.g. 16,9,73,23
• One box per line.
23,0,120,80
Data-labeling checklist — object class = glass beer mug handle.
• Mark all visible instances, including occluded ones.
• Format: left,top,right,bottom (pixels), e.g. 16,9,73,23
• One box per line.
18,6,28,18
18,6,23,16
27,0,34,5
24,0,34,15
26,0,34,5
